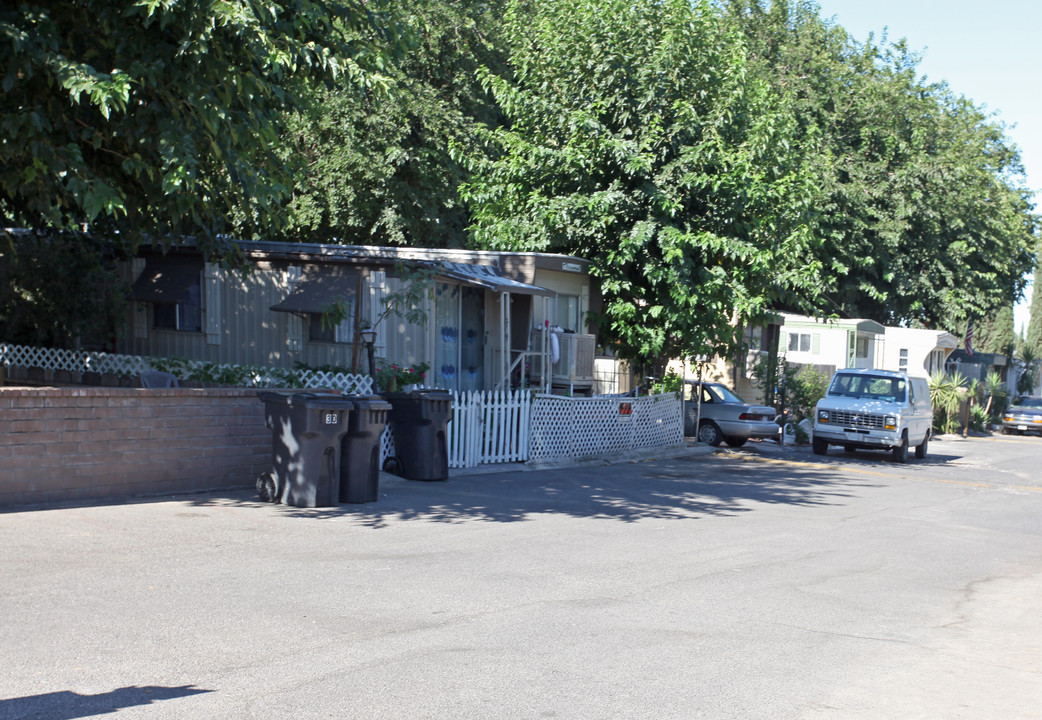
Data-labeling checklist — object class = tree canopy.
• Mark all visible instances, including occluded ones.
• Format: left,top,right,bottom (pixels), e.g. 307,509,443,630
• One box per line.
2,0,1037,362
266,0,504,247
1,0,404,255
728,0,1036,332
462,0,825,361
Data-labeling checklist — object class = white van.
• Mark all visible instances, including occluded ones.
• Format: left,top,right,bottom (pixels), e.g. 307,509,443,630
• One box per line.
812,369,932,463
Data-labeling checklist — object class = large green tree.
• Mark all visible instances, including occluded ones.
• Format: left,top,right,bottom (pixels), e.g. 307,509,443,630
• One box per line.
1,0,403,253
462,0,824,363
1026,252,1042,357
969,303,1015,356
728,0,1037,331
268,0,504,247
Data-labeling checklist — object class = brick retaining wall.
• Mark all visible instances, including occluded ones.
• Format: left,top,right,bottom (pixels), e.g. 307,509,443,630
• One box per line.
0,387,270,507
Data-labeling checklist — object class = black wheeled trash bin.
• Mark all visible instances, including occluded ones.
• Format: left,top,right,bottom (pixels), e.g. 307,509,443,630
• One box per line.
339,395,392,503
385,389,453,481
257,390,354,507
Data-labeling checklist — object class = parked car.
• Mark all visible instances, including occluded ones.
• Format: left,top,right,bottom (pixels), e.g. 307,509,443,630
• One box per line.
683,381,779,447
1001,396,1042,436
812,369,932,463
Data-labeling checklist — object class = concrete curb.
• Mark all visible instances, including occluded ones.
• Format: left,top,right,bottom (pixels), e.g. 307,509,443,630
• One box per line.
384,442,720,482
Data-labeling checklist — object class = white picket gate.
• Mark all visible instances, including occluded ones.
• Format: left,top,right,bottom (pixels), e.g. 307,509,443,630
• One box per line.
381,389,533,470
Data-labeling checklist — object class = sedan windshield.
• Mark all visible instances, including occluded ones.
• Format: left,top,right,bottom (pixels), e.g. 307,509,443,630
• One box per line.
1015,396,1042,408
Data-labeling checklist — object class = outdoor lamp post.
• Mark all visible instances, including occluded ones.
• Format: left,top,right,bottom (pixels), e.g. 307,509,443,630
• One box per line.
360,328,377,389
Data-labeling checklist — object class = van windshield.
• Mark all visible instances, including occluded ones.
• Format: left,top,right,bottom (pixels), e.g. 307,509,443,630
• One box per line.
829,373,906,402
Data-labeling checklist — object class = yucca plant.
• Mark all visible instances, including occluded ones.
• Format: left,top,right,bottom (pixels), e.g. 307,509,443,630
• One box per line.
1017,346,1039,395
982,370,1008,423
929,370,967,435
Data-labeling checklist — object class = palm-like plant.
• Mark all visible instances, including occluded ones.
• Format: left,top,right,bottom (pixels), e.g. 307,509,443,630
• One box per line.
982,370,1008,420
929,369,967,435
1017,346,1039,395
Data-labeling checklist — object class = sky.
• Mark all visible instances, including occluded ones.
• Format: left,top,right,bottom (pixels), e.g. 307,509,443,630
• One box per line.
814,0,1041,335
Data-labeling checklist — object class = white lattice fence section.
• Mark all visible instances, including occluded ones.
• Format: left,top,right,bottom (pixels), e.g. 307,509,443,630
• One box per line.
0,343,150,375
528,392,683,462
298,371,373,394
0,343,374,393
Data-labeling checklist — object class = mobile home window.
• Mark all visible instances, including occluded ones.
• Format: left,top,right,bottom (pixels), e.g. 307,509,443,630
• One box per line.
899,348,909,371
556,294,580,333
856,336,871,359
153,282,202,332
788,333,810,352
308,301,354,344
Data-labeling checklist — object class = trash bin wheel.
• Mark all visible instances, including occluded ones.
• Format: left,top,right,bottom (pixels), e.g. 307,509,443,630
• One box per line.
382,456,402,475
256,472,279,503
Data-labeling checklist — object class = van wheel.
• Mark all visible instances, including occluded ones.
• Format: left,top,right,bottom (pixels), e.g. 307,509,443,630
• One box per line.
892,433,909,464
915,432,929,460
812,437,828,455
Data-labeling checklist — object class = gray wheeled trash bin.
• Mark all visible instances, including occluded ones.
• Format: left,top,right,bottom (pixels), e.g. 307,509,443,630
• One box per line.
339,395,392,503
385,389,453,481
257,390,354,507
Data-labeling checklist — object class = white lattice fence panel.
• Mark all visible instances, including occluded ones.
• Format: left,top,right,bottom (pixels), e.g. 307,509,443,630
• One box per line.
528,392,683,461
89,353,149,375
300,371,373,394
0,343,149,375
380,425,395,469
570,397,634,457
631,393,684,447
528,396,574,460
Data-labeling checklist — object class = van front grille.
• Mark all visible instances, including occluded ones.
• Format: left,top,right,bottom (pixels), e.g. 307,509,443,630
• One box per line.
831,411,885,429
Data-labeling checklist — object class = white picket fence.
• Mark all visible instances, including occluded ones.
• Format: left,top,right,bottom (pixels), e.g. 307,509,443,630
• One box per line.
3,343,683,470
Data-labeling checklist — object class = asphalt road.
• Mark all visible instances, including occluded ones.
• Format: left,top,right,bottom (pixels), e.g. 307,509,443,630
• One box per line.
2,434,1041,719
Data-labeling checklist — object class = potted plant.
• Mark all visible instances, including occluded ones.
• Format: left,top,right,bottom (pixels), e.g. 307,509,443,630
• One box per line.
375,362,429,393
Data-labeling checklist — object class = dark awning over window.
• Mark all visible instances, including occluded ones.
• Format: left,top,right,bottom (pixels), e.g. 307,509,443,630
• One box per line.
270,265,360,314
436,262,555,297
131,257,204,302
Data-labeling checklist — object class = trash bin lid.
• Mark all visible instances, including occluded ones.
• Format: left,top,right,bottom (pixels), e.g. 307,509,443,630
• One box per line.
258,390,355,408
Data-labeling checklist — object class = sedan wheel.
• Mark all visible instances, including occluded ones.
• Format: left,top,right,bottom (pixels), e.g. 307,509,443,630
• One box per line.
698,422,723,447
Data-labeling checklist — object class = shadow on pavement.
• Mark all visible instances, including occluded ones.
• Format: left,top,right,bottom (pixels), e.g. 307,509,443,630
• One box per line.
0,685,211,720
189,453,878,528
